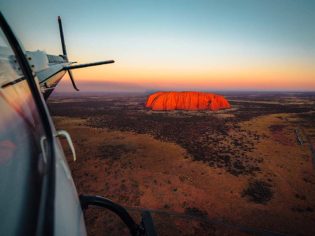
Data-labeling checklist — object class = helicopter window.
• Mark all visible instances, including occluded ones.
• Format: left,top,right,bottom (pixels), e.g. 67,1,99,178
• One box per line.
0,27,45,235
0,30,24,88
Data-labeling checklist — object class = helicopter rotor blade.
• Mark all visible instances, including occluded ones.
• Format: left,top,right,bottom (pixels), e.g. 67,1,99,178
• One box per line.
67,70,79,91
64,60,115,70
58,16,68,61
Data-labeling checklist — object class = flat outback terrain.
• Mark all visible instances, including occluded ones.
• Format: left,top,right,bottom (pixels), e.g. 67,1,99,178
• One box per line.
48,92,315,236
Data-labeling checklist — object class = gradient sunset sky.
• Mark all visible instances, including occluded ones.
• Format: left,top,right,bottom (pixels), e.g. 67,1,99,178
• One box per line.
2,0,315,91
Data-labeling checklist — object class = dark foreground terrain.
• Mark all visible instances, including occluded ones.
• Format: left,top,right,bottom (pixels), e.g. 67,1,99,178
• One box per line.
49,91,315,236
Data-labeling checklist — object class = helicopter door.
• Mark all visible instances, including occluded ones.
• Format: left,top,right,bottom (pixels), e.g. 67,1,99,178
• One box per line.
0,13,87,236
0,26,52,235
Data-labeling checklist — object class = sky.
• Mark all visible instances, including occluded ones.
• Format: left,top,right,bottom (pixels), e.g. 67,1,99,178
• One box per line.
1,0,315,91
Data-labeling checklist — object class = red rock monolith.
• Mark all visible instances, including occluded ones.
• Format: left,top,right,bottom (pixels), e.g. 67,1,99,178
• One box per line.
146,91,231,111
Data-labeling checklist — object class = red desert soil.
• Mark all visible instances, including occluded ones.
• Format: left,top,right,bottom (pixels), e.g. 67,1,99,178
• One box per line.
54,112,315,236
146,91,231,111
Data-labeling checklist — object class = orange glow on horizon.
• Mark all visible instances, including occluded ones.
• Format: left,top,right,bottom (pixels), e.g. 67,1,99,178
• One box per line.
68,61,315,91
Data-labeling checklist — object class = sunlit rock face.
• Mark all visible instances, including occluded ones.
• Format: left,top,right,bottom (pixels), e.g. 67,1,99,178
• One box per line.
146,91,231,111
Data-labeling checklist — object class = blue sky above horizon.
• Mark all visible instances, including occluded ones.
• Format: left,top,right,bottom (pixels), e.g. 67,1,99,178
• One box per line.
1,0,315,91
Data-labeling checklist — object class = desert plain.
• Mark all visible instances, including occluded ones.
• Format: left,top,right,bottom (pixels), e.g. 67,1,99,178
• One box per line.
48,91,315,236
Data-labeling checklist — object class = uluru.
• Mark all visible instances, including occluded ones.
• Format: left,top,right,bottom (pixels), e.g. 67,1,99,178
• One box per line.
145,91,231,111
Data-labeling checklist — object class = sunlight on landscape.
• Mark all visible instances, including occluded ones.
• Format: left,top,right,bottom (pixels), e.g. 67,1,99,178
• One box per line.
1,0,315,235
